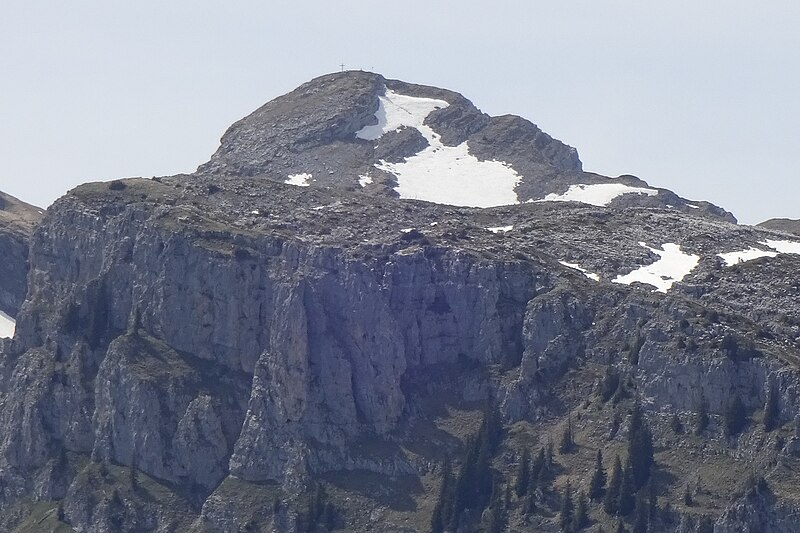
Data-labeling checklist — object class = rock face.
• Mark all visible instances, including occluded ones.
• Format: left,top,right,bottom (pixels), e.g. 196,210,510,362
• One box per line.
0,190,43,318
0,73,796,532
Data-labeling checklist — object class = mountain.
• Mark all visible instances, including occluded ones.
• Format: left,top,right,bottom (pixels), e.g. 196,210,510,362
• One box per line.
0,191,43,339
197,72,734,221
758,218,800,237
0,72,798,532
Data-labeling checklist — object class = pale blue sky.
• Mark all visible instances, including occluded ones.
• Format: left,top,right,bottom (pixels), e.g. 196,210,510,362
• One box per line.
1,1,798,224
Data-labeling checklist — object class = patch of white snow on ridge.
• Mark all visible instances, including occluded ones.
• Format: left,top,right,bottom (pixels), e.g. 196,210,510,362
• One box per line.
559,261,601,281
285,173,312,187
717,239,800,266
358,88,522,208
613,243,699,293
487,225,513,233
0,311,15,339
764,239,800,255
718,248,777,266
358,175,373,187
356,89,448,141
538,183,659,207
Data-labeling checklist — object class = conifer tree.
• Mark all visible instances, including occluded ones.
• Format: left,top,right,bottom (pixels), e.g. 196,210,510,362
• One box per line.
485,477,506,533
695,391,709,435
604,456,623,515
683,484,693,507
589,449,607,501
764,382,780,432
632,491,649,533
573,490,589,531
724,393,747,437
559,479,574,533
431,456,454,533
615,519,628,533
529,447,545,491
627,401,654,490
515,448,531,497
618,458,636,516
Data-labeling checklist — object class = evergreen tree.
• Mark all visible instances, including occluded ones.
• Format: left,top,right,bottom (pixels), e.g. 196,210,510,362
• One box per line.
646,480,657,520
589,449,607,501
515,448,531,497
724,393,747,437
604,456,623,515
485,477,506,533
695,391,709,435
618,458,636,516
529,447,545,491
632,491,649,533
523,489,537,516
683,484,693,507
559,480,574,533
431,456,454,533
764,382,780,432
449,407,501,529
627,402,654,490
615,519,629,533
573,490,589,531
559,414,576,454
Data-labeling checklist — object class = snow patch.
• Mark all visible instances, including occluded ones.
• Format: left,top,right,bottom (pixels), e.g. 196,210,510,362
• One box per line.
686,203,700,209
717,239,800,266
359,88,522,208
613,243,699,293
0,311,15,339
764,239,800,255
537,183,659,207
356,90,448,141
559,261,601,281
486,225,513,233
718,248,777,266
358,175,373,187
285,173,312,187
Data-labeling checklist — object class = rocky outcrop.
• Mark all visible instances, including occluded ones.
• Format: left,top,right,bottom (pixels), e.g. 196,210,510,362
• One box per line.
0,190,43,317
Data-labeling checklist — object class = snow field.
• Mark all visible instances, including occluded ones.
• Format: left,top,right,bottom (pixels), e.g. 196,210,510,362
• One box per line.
357,89,522,208
537,183,659,207
0,311,15,339
613,242,699,293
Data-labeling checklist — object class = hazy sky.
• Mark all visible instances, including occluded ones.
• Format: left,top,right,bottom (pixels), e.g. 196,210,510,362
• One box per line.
1,1,798,224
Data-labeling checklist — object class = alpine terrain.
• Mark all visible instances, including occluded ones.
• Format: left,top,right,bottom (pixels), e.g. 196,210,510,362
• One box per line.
2,71,800,532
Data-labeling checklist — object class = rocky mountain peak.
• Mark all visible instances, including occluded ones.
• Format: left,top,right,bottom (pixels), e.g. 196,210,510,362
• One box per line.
197,71,733,221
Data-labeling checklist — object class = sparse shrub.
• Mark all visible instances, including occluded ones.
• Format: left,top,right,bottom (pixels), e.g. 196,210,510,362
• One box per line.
108,180,127,191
